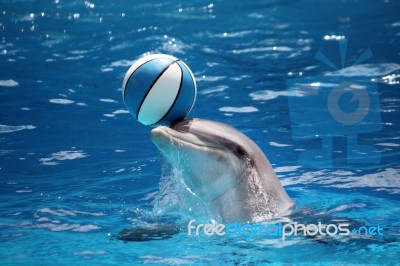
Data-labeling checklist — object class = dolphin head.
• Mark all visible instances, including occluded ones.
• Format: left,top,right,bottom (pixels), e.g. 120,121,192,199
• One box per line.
150,118,294,222
151,119,250,202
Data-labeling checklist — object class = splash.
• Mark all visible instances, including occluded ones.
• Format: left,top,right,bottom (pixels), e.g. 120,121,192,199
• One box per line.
151,159,212,223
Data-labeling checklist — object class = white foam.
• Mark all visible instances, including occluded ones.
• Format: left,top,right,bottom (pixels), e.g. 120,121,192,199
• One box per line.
141,255,194,265
69,50,87,55
160,38,190,54
0,79,18,87
201,75,225,82
74,250,107,256
274,166,301,173
248,12,265,19
39,150,88,165
49,98,75,104
100,98,117,103
72,224,101,232
200,85,228,95
326,63,400,77
269,141,291,147
250,90,305,101
115,168,125,173
64,55,84,60
36,222,100,232
0,124,35,133
324,35,346,41
376,143,400,147
112,109,129,115
391,21,400,27
220,30,253,38
328,203,367,213
219,106,258,113
110,59,135,67
38,208,104,217
283,168,400,194
233,46,293,54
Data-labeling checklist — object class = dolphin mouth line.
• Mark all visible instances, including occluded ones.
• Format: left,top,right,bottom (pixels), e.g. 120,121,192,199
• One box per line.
152,126,224,152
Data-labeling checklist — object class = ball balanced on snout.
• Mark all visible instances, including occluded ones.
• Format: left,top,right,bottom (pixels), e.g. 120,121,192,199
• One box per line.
122,54,197,126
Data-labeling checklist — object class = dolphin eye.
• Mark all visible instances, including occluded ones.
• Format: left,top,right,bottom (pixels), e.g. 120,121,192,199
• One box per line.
235,146,246,157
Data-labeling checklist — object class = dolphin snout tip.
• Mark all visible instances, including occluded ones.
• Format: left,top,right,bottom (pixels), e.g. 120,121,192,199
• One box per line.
150,126,174,154
150,127,161,137
150,126,166,139
150,126,171,144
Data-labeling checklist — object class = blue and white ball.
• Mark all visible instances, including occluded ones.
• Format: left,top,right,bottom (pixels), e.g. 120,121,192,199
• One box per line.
122,54,197,126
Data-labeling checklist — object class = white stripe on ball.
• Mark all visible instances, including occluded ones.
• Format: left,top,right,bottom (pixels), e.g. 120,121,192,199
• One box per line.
138,62,182,125
122,54,178,98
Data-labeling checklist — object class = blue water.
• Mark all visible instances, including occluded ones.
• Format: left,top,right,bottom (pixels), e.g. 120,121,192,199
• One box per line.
1,0,400,265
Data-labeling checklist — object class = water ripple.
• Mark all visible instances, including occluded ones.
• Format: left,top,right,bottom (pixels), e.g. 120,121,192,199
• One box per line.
38,208,105,217
219,106,258,113
250,90,305,101
326,63,400,77
0,80,18,87
283,168,400,194
49,99,75,105
39,150,88,166
0,124,35,134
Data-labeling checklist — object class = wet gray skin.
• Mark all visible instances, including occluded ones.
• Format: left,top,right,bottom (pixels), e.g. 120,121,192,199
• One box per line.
151,118,295,223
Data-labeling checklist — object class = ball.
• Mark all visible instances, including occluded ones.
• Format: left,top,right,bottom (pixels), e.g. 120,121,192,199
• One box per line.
122,54,197,126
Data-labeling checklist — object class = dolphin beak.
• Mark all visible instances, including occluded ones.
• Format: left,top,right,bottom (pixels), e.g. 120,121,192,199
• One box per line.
150,126,167,138
150,126,171,153
151,122,221,153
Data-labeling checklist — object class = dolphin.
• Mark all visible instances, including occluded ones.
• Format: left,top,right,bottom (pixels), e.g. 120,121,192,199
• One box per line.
150,118,295,223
